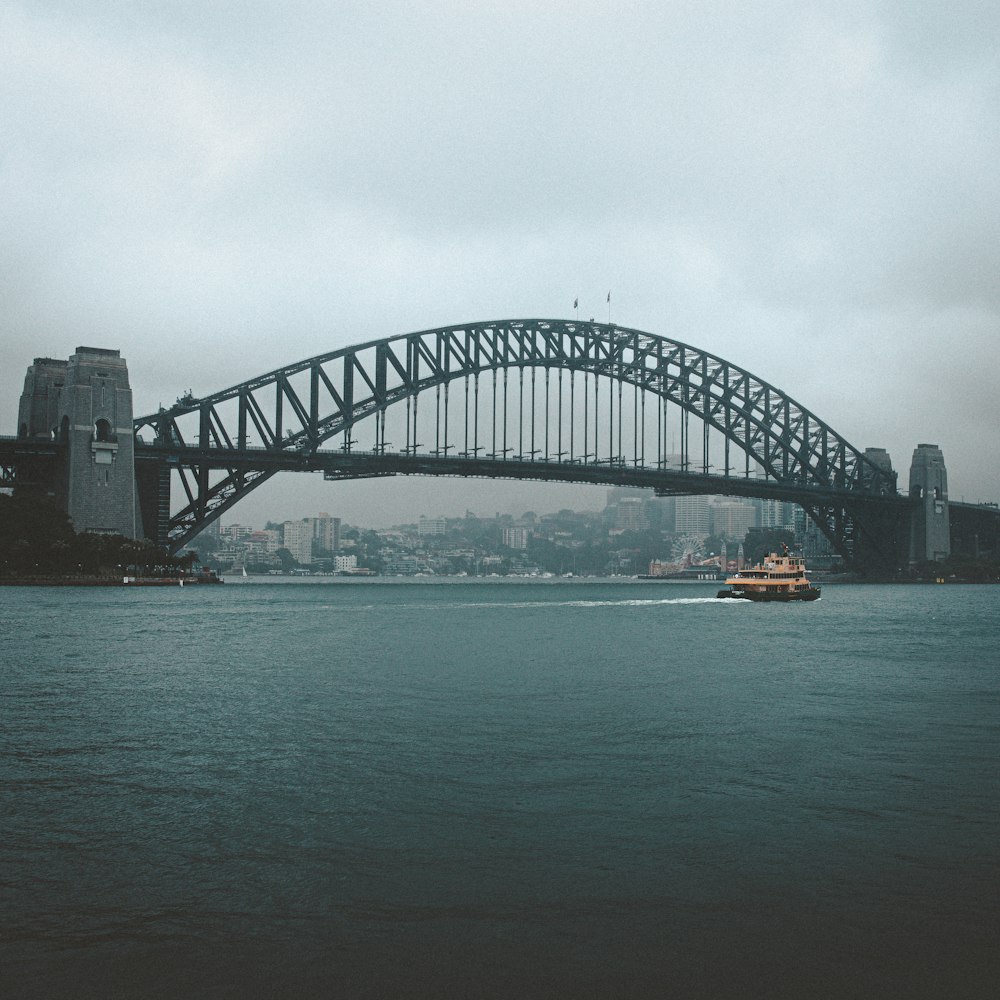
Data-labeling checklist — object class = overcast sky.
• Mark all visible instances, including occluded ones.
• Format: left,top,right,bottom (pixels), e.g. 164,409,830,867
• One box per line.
3,1,998,526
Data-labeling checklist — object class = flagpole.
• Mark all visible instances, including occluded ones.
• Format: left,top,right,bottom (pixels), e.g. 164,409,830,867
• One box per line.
607,291,611,325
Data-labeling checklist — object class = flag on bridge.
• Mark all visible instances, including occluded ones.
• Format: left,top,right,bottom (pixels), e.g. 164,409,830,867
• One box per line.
607,291,611,302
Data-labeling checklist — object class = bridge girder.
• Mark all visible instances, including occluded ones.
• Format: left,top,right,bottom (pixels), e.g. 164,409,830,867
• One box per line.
133,319,900,562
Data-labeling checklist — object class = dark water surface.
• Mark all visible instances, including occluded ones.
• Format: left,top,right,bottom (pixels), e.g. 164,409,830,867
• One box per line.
2,580,998,998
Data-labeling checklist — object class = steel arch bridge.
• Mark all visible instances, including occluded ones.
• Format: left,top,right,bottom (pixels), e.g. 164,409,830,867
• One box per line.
133,319,908,568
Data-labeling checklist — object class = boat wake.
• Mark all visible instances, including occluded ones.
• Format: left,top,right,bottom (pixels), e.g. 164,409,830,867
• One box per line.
425,596,743,611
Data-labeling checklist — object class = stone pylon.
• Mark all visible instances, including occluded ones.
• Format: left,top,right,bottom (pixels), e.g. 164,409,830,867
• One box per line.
908,444,950,564
18,347,139,538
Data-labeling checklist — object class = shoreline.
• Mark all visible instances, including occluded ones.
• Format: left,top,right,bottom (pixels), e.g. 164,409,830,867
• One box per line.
0,574,223,587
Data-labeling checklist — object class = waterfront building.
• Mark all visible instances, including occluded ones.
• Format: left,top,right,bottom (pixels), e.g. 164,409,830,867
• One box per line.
383,554,422,575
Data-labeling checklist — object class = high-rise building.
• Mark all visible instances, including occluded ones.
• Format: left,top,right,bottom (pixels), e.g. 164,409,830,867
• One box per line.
674,495,711,536
313,513,341,553
502,527,529,549
909,444,950,563
282,520,313,565
759,499,794,529
710,499,757,539
614,497,649,532
658,495,676,533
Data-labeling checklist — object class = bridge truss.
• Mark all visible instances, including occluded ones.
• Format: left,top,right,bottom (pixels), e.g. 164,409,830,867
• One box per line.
133,319,905,568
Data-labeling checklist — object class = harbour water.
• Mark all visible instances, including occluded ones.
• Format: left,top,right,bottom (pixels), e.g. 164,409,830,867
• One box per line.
2,580,998,998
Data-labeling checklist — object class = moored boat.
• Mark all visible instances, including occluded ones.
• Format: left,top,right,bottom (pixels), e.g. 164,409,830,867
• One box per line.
716,547,820,602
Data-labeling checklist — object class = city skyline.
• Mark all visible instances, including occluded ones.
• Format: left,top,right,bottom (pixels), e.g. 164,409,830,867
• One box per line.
199,490,801,578
206,490,787,538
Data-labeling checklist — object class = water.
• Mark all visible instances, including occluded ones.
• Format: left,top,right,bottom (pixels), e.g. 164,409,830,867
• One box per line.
2,581,998,998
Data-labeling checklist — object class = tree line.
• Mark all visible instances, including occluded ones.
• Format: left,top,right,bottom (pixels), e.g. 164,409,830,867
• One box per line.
0,493,195,579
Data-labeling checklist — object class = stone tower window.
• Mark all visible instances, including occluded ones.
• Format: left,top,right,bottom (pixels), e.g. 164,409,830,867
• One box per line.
94,418,113,442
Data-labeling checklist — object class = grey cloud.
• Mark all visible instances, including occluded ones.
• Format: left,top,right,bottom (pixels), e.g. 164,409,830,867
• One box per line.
2,0,998,522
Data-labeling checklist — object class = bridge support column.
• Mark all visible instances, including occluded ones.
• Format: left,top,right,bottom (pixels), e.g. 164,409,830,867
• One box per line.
136,459,171,549
908,444,950,564
18,347,139,538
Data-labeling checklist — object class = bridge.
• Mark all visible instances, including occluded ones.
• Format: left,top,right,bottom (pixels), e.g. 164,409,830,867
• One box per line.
5,319,998,575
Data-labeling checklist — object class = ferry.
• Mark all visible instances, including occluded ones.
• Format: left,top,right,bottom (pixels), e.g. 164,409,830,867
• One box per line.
716,547,820,602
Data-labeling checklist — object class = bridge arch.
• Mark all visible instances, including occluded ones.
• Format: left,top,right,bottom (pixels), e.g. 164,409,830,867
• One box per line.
133,319,900,562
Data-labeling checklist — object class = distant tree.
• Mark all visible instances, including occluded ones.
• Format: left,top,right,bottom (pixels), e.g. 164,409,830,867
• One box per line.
0,493,76,575
188,529,220,555
703,534,728,557
0,492,191,578
274,547,297,572
743,527,796,565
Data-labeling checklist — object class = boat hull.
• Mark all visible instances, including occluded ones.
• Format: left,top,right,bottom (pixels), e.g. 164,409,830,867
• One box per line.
717,587,821,602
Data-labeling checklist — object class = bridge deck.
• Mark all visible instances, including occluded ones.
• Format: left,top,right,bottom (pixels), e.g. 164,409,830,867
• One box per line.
134,442,914,509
